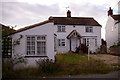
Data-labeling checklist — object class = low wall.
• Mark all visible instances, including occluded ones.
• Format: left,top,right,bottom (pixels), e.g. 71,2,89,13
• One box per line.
109,46,120,54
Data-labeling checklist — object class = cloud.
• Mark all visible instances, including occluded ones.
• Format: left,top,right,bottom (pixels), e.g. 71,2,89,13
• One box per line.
0,2,60,29
0,0,119,39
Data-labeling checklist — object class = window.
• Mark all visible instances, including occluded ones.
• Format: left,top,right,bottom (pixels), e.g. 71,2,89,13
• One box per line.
95,39,97,46
58,39,65,46
54,36,57,51
26,36,46,56
83,38,89,46
86,26,93,32
57,26,65,32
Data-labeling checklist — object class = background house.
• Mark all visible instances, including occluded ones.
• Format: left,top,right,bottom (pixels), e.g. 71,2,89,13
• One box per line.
105,7,120,48
10,10,101,67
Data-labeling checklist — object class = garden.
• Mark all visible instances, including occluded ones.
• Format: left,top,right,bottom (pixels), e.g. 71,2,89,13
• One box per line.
2,53,119,79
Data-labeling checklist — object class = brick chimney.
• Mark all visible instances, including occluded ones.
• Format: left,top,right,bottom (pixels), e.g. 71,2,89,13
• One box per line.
67,10,71,17
108,7,113,16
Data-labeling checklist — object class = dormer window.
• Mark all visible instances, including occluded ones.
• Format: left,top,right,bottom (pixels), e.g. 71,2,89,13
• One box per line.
85,26,93,32
57,26,65,32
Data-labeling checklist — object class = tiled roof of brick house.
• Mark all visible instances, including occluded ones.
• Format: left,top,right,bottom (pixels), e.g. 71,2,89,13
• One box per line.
51,17,101,26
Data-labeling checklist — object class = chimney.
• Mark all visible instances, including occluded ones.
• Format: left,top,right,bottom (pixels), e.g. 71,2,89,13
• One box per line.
67,10,71,17
108,7,113,16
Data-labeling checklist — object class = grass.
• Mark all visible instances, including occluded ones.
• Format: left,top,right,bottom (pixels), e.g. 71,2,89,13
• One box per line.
2,53,117,78
54,53,115,75
55,53,99,63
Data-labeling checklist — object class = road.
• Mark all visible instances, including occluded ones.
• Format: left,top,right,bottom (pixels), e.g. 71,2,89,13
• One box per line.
48,71,119,78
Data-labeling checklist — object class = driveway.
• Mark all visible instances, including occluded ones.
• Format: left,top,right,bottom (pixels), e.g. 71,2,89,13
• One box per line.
90,54,119,65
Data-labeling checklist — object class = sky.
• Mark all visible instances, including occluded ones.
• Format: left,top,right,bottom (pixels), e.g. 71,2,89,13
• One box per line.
0,0,120,39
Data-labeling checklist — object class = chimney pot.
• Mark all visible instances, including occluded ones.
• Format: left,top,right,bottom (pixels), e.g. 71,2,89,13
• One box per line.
108,7,113,16
67,10,71,17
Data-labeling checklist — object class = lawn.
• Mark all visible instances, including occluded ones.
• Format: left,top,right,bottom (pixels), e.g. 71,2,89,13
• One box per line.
54,53,116,76
2,53,118,79
55,53,98,63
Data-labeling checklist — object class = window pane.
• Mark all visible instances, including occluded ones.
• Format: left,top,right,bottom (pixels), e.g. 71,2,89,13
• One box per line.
89,27,93,32
37,36,45,40
27,37,30,41
31,42,35,45
87,38,89,46
31,37,35,40
58,26,61,32
62,42,65,46
27,36,35,55
83,38,86,46
32,46,35,50
37,42,45,55
86,27,89,32
58,39,61,46
58,39,65,46
37,36,41,40
42,36,45,40
62,26,65,32
27,46,30,50
27,51,30,55
31,51,35,55
27,42,30,45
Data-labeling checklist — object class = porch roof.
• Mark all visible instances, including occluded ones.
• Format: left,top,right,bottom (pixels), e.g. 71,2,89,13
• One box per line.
67,30,82,39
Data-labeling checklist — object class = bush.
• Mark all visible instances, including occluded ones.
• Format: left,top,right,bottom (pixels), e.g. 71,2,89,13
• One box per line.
75,44,88,53
36,59,60,75
110,40,120,48
2,54,28,79
117,41,120,46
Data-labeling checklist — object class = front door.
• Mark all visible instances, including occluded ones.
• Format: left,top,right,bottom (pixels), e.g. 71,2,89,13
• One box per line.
71,37,80,52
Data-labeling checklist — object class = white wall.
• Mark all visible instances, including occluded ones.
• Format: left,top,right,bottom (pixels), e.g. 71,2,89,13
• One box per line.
54,25,101,53
118,23,120,41
105,16,119,48
11,21,101,67
11,23,55,67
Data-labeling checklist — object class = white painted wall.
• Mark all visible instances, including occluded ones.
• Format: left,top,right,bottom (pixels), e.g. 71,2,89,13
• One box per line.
117,23,120,40
105,16,119,48
54,25,101,53
11,23,55,67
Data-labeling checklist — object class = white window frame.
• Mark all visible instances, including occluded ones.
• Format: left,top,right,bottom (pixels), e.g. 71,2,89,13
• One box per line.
26,35,46,56
58,39,65,46
85,26,93,32
83,37,97,46
57,26,66,32
83,38,89,46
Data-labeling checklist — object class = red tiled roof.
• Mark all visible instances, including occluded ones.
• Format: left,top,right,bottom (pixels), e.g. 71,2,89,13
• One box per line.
52,17,101,26
111,15,120,20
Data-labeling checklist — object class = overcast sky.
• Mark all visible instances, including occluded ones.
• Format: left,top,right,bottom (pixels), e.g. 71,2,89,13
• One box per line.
0,0,120,39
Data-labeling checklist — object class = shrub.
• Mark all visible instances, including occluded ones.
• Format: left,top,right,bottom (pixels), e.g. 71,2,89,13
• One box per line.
75,44,88,53
117,40,120,46
2,54,28,79
110,40,120,48
36,59,60,75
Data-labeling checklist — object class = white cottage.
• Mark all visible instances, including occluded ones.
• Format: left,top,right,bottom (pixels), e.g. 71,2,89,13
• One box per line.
105,7,120,48
11,10,101,66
